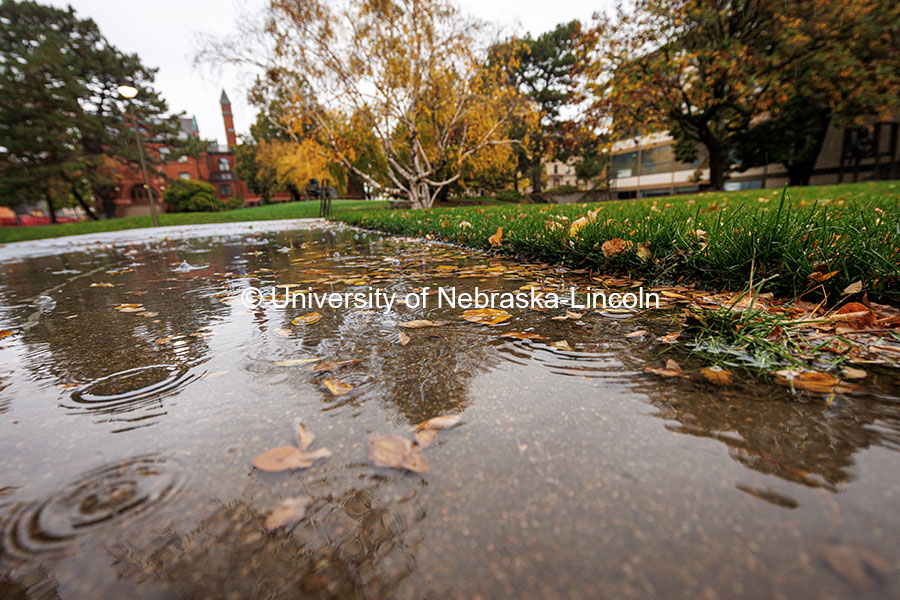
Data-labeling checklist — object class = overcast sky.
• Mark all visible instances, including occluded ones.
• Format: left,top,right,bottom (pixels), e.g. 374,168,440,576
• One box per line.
45,0,603,145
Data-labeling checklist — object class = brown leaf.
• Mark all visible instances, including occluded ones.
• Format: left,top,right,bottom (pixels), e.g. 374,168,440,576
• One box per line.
624,329,647,338
832,302,874,327
398,319,448,328
462,307,511,326
842,281,863,295
809,270,839,282
0,330,12,341
644,359,689,378
368,435,429,473
414,429,438,448
821,544,890,590
551,310,584,321
398,331,411,345
488,227,503,247
636,243,652,261
701,366,733,386
501,331,545,340
660,332,681,343
291,312,323,325
772,369,852,393
415,414,461,432
295,419,315,450
322,379,353,396
265,496,313,530
252,446,332,471
601,238,627,257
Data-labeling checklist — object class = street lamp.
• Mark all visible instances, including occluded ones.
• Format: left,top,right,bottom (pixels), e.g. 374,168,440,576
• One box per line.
117,81,158,227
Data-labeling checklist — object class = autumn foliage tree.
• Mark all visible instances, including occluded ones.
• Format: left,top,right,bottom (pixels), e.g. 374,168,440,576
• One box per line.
203,0,522,209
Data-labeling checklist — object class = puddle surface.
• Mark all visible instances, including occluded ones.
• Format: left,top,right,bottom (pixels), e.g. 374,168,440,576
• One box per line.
1,220,900,598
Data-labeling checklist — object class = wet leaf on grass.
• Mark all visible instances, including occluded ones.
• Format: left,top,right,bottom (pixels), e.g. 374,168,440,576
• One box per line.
700,366,733,386
488,227,503,248
644,359,689,379
274,358,320,367
601,238,627,257
398,319,448,328
291,312,323,325
368,435,429,473
501,331,545,340
252,446,332,472
415,414,461,432
265,495,313,531
462,308,511,326
398,331,411,345
842,281,863,295
841,366,868,380
821,544,890,590
322,379,353,396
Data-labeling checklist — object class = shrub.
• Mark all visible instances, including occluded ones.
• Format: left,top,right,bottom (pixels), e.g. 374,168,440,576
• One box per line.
223,197,244,210
544,184,581,195
163,179,224,212
494,189,522,203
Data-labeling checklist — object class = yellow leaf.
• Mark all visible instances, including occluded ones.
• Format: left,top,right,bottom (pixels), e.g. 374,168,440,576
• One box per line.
462,307,511,326
292,312,323,325
488,227,503,247
569,216,589,237
700,366,733,386
398,319,448,328
322,379,353,396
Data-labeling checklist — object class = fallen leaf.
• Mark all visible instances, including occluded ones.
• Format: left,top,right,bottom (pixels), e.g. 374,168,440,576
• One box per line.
842,281,863,295
398,319,448,328
398,331,411,345
701,366,733,386
251,446,332,471
644,359,689,378
488,227,503,247
274,328,292,337
274,358,320,367
772,369,851,393
636,243,652,261
0,330,12,340
841,367,868,380
115,303,145,313
313,359,360,372
368,435,429,473
809,270,839,282
291,312,323,325
137,311,159,318
322,379,353,396
265,496,313,531
821,544,890,590
294,419,315,450
551,310,583,321
661,332,681,343
462,307,511,326
624,330,647,338
569,216,589,237
832,302,874,326
501,331,545,340
89,282,119,288
549,340,573,351
414,429,438,448
601,238,627,257
415,414,461,431
458,220,472,229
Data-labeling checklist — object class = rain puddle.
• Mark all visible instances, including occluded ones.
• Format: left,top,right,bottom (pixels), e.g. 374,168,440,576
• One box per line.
1,219,899,598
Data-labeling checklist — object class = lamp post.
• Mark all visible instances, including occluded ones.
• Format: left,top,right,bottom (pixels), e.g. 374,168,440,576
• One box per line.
117,82,158,227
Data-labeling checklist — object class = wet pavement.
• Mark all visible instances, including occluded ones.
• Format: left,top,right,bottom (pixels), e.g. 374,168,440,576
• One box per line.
1,219,899,599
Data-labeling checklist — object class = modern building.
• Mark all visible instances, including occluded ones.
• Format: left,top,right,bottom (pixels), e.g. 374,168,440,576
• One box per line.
607,119,900,199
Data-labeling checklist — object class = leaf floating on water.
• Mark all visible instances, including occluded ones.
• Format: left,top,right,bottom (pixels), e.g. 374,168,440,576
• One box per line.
414,429,438,448
601,237,627,257
462,308,511,326
501,331,545,340
115,303,145,313
368,435,429,473
624,330,647,338
772,369,855,393
842,281,863,295
488,227,503,248
841,366,868,380
644,359,689,379
89,282,119,288
660,331,681,343
291,312,323,326
398,319,448,328
294,419,315,450
549,340,573,351
138,311,159,318
265,495,313,531
415,414,461,432
398,331,411,346
313,359,360,373
274,358,320,367
821,544,890,590
322,379,353,396
700,366,733,386
0,330,12,340
251,446,332,471
273,328,292,338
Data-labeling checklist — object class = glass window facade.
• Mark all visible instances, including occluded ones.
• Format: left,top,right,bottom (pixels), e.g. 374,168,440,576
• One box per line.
610,151,638,178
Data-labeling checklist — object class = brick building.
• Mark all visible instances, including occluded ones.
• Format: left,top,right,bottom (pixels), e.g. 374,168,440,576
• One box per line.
109,91,290,217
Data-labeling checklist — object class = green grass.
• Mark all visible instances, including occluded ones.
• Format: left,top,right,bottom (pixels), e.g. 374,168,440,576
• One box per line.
335,181,900,304
0,199,387,244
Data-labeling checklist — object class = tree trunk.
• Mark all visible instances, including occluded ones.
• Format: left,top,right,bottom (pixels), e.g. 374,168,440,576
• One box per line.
704,137,728,191
71,185,99,220
530,164,543,194
95,185,117,219
784,111,830,187
45,194,58,224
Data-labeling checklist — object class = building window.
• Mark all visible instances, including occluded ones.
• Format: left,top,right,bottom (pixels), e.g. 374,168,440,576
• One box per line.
565,165,570,174
611,151,638,178
177,155,188,163
179,172,190,180
159,147,170,161
218,157,230,172
553,164,558,174
640,145,675,175
219,184,232,197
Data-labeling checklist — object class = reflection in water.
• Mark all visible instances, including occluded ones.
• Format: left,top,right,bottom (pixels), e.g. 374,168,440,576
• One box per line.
0,221,899,597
